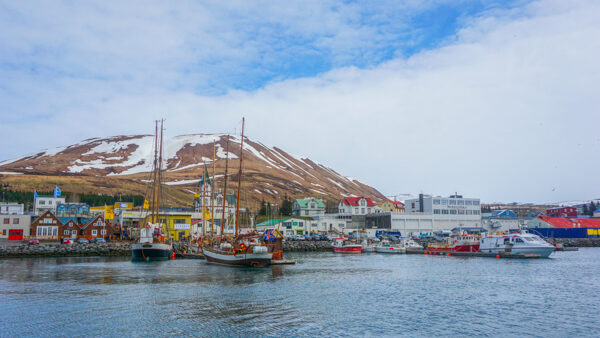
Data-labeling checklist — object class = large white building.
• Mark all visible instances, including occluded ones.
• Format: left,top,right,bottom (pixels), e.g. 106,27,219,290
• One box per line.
365,194,483,236
34,196,66,215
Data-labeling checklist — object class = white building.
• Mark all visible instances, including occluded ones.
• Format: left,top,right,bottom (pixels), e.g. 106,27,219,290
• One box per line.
338,197,376,215
256,218,313,237
405,194,481,217
34,196,66,215
0,202,24,215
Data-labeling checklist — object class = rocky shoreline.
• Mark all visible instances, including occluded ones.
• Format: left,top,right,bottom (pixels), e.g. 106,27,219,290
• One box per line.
0,242,132,258
1,238,598,258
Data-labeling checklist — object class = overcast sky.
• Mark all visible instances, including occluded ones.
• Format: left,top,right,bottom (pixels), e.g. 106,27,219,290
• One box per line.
0,0,598,203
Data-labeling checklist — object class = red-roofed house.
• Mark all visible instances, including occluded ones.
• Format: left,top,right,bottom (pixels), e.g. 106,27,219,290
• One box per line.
546,207,577,218
528,215,600,229
339,197,376,215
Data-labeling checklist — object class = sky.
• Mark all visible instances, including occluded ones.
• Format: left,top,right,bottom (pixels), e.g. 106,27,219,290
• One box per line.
0,0,598,204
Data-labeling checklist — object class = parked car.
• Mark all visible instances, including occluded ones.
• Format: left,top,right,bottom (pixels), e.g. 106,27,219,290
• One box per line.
28,238,40,245
77,238,90,244
294,234,305,241
61,238,74,244
311,234,321,241
91,238,106,243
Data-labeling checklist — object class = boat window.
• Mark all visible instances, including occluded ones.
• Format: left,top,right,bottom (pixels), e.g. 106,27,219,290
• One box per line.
524,237,535,241
515,238,524,243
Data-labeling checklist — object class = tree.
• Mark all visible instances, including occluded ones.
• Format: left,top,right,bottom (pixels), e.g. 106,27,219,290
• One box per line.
258,199,267,216
583,204,589,215
280,195,293,216
589,202,596,216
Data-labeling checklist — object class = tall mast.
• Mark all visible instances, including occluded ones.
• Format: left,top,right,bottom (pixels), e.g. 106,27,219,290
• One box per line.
235,118,245,236
157,119,164,236
220,135,230,236
151,120,159,224
210,141,216,236
200,164,205,237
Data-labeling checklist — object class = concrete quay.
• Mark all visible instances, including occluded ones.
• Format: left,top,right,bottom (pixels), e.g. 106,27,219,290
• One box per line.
0,242,132,258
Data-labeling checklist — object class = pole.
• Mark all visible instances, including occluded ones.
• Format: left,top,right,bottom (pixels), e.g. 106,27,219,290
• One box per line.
211,141,216,236
235,118,245,236
157,119,164,239
220,135,230,237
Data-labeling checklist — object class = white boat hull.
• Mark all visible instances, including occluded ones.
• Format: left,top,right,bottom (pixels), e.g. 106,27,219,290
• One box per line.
376,246,406,254
203,246,272,267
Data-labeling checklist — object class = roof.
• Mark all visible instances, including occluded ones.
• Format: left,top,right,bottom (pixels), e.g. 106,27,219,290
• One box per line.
341,197,375,207
257,218,291,227
537,216,600,228
491,209,517,218
295,198,325,208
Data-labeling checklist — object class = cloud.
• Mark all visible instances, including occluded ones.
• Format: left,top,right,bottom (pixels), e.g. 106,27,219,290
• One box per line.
0,0,599,203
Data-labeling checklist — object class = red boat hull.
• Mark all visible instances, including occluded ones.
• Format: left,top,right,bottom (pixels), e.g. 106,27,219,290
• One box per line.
333,246,362,254
428,244,480,253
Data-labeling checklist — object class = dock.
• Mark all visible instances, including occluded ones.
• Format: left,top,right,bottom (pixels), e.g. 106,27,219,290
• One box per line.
406,249,543,259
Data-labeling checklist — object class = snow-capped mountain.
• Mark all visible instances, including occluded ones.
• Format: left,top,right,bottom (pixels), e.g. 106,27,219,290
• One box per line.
0,134,384,205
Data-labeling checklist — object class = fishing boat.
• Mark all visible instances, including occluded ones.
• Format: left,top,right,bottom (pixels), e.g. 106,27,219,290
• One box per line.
202,118,273,267
332,237,362,254
479,232,554,258
360,238,376,253
132,120,173,261
427,232,480,253
375,239,406,254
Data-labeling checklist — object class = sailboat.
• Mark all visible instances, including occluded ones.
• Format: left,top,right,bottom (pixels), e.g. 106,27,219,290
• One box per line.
202,118,273,267
132,120,173,261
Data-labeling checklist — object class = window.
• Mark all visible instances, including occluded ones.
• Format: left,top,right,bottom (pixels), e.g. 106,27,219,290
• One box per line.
442,200,448,205
52,228,57,236
299,222,304,227
473,201,480,206
64,230,70,235
310,203,315,208
305,210,309,215
367,208,371,214
101,229,107,235
450,210,457,214
457,200,464,205
433,199,440,205
72,230,77,236
465,200,473,205
339,223,344,228
3,218,8,224
13,218,19,224
474,210,480,215
354,208,358,213
458,210,465,214
92,230,98,236
449,200,456,205
434,209,441,214
442,210,449,214
39,200,46,205
361,208,365,214
2,229,5,235
49,200,53,205
312,223,317,227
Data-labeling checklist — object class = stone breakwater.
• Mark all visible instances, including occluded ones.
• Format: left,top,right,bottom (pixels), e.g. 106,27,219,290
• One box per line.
283,240,332,252
0,242,132,258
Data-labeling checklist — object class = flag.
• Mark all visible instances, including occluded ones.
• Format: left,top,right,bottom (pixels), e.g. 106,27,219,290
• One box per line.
54,186,61,198
104,204,114,220
143,199,149,209
203,208,211,221
34,190,38,199
264,231,275,242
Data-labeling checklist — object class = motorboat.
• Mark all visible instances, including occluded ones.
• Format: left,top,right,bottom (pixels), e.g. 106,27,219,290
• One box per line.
332,237,362,254
400,238,423,251
375,239,405,254
360,238,376,253
428,233,480,253
132,227,172,261
479,232,554,258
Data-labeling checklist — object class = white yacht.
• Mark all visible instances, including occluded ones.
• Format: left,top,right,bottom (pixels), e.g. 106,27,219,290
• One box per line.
375,239,406,254
479,232,554,258
400,238,423,251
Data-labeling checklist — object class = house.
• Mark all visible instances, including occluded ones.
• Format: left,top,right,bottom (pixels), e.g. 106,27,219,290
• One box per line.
0,202,24,215
79,214,114,240
0,214,31,241
528,215,600,229
293,198,325,217
30,211,63,240
338,197,376,215
491,209,517,218
60,219,81,239
57,203,90,217
546,207,577,218
379,200,405,213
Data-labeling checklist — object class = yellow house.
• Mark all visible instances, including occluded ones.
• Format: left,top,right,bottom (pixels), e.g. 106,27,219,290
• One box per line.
159,214,192,241
380,200,405,213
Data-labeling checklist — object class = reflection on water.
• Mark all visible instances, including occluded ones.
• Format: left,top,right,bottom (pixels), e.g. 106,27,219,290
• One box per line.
1,250,600,336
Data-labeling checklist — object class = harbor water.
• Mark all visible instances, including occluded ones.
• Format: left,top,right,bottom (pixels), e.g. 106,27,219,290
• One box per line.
2,249,600,337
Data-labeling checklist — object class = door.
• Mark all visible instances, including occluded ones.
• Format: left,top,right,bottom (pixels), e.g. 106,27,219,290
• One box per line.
71,230,77,238
8,229,23,241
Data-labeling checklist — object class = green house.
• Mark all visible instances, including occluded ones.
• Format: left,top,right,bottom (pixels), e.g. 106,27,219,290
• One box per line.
293,198,325,217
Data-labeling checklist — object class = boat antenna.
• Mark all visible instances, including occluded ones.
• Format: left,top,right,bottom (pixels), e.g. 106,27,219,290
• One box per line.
235,118,245,236
157,119,165,238
220,134,230,237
